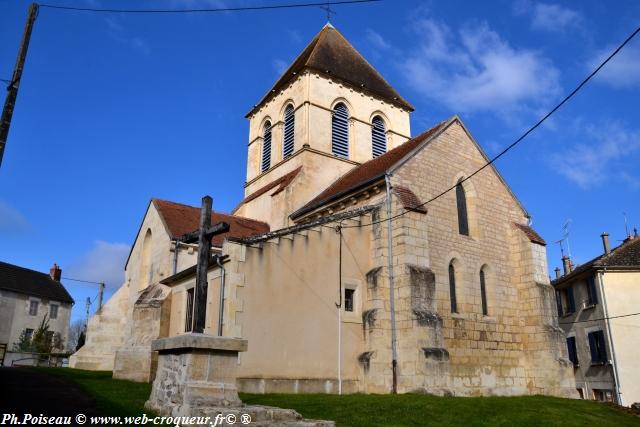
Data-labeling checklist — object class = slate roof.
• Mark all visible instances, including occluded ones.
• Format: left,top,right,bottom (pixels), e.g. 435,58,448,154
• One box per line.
233,166,302,212
0,261,74,304
248,24,413,116
290,120,446,219
553,236,640,286
153,199,270,247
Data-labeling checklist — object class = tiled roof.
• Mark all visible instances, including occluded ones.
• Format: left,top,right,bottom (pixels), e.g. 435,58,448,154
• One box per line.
234,167,302,211
514,223,546,246
248,24,412,116
291,121,446,219
553,236,640,285
393,185,427,214
0,261,74,304
153,199,270,247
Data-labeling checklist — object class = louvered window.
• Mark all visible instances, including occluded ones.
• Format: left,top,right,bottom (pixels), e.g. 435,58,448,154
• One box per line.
456,180,469,236
283,105,295,159
449,262,458,313
332,103,349,158
261,121,272,172
371,116,387,157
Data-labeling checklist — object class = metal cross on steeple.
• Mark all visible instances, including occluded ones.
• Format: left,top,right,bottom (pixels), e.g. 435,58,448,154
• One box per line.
320,1,336,23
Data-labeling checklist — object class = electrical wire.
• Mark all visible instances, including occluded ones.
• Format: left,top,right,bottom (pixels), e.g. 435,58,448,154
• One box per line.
62,276,104,285
559,312,640,325
38,0,381,14
341,23,640,229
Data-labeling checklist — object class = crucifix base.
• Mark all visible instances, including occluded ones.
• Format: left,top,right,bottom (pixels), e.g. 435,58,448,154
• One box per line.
145,334,247,417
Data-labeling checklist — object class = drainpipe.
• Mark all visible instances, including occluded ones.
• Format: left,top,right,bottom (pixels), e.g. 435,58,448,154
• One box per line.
597,269,622,405
172,240,180,275
216,256,226,336
385,174,398,394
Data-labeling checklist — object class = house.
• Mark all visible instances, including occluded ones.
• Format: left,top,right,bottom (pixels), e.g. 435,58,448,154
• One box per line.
552,232,640,406
71,24,576,397
0,262,74,365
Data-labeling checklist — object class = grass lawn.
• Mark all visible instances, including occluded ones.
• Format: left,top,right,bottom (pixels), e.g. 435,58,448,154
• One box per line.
36,368,639,426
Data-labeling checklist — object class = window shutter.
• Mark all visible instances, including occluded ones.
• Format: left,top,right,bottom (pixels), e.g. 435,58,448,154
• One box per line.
555,290,563,317
456,181,469,236
449,263,457,313
567,286,576,313
261,122,272,172
371,116,387,158
596,330,607,362
588,276,598,305
588,332,599,363
567,337,578,365
283,105,295,158
332,103,349,158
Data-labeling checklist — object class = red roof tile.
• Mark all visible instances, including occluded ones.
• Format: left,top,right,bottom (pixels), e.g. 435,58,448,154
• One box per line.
291,121,446,219
514,223,546,246
235,167,302,210
393,185,427,214
153,199,269,247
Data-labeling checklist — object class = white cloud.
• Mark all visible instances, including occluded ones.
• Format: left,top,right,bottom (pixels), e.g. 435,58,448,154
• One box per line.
402,19,561,114
366,29,391,51
272,59,288,76
588,44,640,88
66,241,130,290
513,1,582,32
550,120,640,189
0,201,30,235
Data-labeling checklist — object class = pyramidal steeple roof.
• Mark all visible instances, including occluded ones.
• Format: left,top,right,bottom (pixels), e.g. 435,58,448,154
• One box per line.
248,24,413,116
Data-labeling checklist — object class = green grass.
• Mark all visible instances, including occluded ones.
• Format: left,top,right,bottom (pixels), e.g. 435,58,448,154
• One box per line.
34,368,639,426
34,368,151,416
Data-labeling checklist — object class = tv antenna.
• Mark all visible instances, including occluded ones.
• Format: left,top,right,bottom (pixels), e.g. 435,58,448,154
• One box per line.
320,1,336,22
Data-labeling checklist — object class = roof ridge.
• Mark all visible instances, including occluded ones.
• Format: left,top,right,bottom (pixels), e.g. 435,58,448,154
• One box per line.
153,198,267,224
0,260,53,281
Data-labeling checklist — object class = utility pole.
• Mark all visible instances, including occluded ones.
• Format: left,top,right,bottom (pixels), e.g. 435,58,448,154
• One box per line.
0,3,39,168
84,297,91,332
98,282,105,311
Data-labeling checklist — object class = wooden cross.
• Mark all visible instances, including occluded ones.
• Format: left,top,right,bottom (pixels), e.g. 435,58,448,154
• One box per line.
179,196,229,333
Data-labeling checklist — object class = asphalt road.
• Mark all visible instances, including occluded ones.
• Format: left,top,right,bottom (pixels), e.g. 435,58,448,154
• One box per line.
0,367,99,418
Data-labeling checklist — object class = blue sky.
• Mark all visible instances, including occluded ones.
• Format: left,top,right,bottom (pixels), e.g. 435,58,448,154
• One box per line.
1,0,639,323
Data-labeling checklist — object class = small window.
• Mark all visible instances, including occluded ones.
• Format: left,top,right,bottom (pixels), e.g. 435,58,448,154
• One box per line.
593,389,614,402
556,287,575,316
456,180,469,236
566,336,578,366
344,288,355,312
449,262,458,313
371,116,387,158
185,288,195,333
576,388,585,399
50,304,59,320
25,328,34,341
261,121,272,172
283,105,295,158
586,276,598,305
479,267,488,316
331,103,349,158
29,300,38,316
588,330,607,364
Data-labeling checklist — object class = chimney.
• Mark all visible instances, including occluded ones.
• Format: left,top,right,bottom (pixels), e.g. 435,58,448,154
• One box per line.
554,267,561,279
562,256,572,275
601,232,611,254
49,263,61,281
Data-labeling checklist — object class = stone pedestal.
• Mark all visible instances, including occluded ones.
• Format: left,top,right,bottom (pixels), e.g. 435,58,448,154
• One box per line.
145,334,335,427
145,334,247,417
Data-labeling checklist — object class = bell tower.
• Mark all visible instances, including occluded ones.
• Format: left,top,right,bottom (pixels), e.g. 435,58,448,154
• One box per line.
234,24,413,229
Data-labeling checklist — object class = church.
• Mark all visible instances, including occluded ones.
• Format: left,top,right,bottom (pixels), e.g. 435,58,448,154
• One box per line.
71,24,576,397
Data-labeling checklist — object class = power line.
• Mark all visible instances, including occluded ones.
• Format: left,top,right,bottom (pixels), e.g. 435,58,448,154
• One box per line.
559,312,640,325
342,23,640,229
61,276,104,286
38,0,381,14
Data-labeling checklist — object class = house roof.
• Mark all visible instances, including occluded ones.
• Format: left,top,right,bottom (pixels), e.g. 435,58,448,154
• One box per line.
153,199,270,247
290,120,446,219
393,185,427,214
247,24,413,116
233,166,302,212
553,236,640,286
0,261,74,304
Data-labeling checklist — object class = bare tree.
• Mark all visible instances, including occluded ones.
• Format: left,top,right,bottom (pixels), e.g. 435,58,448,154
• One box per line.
68,319,85,352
